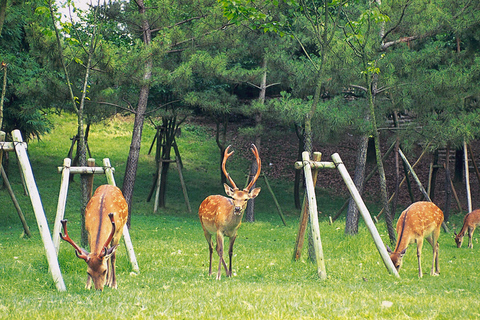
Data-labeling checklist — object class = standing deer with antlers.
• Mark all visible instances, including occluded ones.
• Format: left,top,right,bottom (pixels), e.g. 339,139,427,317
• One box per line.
199,144,261,280
60,184,128,290
387,201,444,278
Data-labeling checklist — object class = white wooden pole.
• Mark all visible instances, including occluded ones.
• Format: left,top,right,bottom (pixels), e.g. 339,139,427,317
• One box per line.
331,153,399,278
302,151,327,280
52,158,71,254
103,158,140,274
464,140,472,213
12,130,67,291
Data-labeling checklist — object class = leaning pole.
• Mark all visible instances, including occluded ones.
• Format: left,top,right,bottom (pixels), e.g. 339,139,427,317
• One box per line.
12,130,66,291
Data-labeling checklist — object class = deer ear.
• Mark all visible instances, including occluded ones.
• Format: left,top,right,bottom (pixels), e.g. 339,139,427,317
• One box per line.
102,245,118,259
399,248,407,256
386,245,392,254
224,183,235,197
249,187,261,199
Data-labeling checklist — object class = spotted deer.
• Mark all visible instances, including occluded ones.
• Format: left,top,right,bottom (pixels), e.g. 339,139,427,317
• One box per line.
386,201,444,278
454,209,480,248
60,184,128,290
199,144,261,280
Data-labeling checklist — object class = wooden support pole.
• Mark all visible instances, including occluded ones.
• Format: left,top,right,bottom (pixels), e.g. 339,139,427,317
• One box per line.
175,156,192,213
263,174,287,226
52,158,71,254
86,158,96,201
331,153,400,278
293,152,322,261
103,158,140,274
12,130,66,291
153,160,162,214
301,151,327,279
1,165,31,237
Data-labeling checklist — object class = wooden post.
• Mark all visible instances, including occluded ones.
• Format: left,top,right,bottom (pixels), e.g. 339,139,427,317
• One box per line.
103,158,140,274
331,153,400,278
1,166,31,237
398,149,431,201
262,174,287,226
301,151,327,280
175,155,192,213
12,130,66,291
293,152,322,261
52,158,71,254
86,158,96,201
153,160,162,213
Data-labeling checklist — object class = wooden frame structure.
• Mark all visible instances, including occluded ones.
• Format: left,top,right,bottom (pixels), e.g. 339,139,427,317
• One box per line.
294,151,399,279
53,157,140,279
0,130,67,291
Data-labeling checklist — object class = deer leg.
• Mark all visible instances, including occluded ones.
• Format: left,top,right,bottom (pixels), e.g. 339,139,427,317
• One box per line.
110,251,117,289
416,238,424,278
216,231,228,280
425,235,439,276
468,227,474,249
203,231,214,276
434,242,440,275
227,235,237,277
86,274,92,290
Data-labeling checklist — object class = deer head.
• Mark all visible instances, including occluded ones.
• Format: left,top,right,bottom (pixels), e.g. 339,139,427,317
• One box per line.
222,144,261,213
60,213,117,290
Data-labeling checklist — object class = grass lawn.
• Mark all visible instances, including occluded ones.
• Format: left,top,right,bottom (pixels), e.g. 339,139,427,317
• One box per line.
0,112,478,319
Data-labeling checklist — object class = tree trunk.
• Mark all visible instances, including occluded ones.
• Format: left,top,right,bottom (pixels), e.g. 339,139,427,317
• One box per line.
294,124,304,210
0,0,7,37
366,71,395,245
122,0,152,227
345,134,368,235
158,117,176,208
245,59,266,222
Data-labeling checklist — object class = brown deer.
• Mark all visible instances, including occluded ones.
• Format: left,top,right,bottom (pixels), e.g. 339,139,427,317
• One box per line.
454,209,480,248
199,144,261,280
386,201,444,278
60,184,128,290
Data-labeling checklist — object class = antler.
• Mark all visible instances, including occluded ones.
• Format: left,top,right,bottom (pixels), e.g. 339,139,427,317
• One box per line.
222,145,238,190
99,213,116,258
60,220,89,261
245,144,261,192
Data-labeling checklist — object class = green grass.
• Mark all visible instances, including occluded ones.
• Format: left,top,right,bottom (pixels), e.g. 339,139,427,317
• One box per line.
0,112,478,319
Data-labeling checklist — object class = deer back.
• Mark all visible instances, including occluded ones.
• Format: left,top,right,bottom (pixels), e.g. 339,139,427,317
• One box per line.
394,202,443,249
85,184,128,254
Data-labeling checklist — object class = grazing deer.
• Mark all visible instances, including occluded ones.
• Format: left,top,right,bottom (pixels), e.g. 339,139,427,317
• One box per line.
454,209,480,248
60,184,128,290
199,144,261,280
386,201,444,278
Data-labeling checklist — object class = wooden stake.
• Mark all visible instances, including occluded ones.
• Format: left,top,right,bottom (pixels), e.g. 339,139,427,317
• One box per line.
301,151,327,279
293,152,321,261
331,153,399,278
12,130,66,291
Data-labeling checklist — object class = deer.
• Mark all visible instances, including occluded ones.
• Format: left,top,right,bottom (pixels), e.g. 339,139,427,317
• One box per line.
454,209,480,248
199,144,261,280
60,184,128,290
386,201,444,278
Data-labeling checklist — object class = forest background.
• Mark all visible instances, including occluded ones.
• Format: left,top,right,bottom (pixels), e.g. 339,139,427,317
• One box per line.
0,0,479,243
